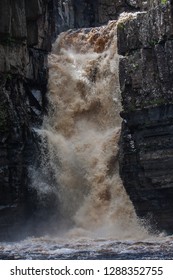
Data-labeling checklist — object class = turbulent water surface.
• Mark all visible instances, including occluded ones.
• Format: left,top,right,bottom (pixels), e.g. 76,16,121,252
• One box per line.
1,235,173,260
1,14,173,260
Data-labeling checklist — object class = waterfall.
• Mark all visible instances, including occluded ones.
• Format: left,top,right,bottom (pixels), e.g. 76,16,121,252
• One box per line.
32,15,148,240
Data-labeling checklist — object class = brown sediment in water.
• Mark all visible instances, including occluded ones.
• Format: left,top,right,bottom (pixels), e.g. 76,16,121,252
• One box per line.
36,14,149,240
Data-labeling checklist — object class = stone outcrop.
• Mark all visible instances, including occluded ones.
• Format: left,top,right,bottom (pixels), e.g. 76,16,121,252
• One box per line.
118,0,173,233
56,0,145,31
72,0,144,27
0,0,59,240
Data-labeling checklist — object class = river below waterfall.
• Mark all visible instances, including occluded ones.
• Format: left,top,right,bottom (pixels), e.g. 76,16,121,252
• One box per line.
1,235,173,260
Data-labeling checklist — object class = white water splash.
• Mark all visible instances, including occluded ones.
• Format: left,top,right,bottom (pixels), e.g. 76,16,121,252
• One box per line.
32,16,148,240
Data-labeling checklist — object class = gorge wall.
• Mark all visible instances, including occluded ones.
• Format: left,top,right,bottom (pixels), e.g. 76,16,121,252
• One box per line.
0,0,172,240
118,0,173,233
0,0,59,240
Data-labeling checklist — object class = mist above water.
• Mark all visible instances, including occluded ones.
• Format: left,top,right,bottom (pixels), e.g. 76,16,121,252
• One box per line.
33,15,148,240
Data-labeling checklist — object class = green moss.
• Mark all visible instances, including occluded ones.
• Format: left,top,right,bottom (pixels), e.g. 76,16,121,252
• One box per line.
142,97,165,108
127,99,136,112
148,39,159,47
161,0,167,4
5,73,12,81
1,35,15,45
127,97,166,112
118,22,125,30
0,34,23,46
128,105,136,112
132,63,139,70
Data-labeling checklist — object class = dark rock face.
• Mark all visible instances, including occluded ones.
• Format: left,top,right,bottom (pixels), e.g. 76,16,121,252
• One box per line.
0,0,58,240
55,0,145,31
118,0,173,233
72,0,143,27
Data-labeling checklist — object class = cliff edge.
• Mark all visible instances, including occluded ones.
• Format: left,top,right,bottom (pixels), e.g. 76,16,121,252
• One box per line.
118,0,173,233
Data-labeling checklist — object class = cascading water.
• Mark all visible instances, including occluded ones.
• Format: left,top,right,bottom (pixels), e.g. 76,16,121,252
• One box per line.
32,16,148,240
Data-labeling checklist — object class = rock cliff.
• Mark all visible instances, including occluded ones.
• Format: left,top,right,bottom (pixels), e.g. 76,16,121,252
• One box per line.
0,0,59,240
118,0,173,233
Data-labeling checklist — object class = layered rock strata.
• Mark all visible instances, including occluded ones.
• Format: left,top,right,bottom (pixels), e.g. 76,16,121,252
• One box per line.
0,0,59,240
118,0,173,233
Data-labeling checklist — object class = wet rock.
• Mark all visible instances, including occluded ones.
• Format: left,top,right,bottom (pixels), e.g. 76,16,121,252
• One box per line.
118,1,173,54
0,0,11,36
119,0,173,233
0,0,59,241
11,0,27,39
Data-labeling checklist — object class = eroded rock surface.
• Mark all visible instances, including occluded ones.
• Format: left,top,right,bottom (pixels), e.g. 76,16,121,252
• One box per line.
118,0,173,233
0,0,59,240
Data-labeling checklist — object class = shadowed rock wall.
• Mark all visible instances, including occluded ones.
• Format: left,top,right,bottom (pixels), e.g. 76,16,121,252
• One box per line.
0,0,60,240
118,0,173,233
